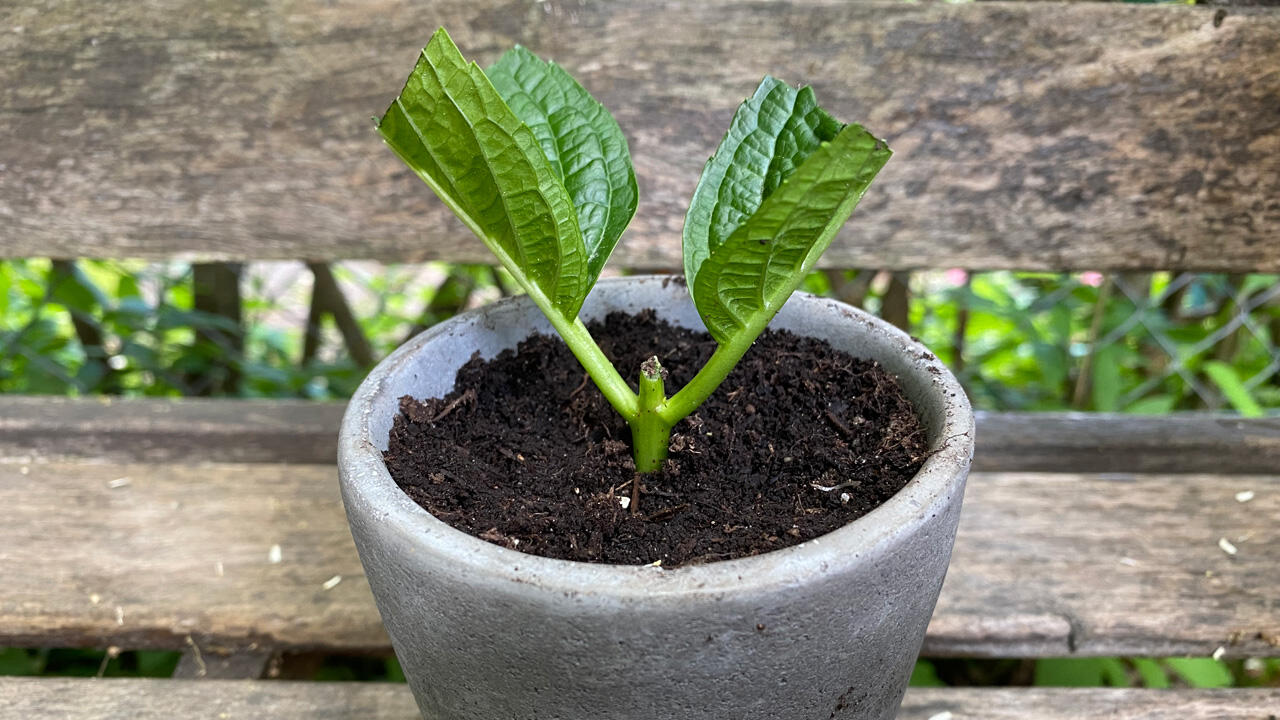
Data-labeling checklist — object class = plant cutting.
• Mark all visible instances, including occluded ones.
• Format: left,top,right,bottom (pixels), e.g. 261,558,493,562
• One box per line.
376,28,891,485
339,27,973,720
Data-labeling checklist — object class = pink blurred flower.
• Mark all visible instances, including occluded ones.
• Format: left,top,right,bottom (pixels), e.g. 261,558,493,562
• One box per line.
1079,271,1104,287
944,268,968,286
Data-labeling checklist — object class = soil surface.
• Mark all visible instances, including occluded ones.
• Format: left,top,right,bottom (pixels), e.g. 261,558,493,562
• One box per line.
384,311,927,566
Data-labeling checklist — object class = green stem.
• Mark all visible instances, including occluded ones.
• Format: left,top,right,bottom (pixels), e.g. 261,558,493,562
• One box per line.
658,325,758,427
545,313,639,420
631,356,673,474
515,280,755,475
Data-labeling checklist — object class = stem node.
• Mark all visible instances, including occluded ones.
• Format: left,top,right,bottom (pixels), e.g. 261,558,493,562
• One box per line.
632,357,673,477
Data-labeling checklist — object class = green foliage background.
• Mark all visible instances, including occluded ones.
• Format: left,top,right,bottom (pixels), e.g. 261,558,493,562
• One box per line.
4,260,1278,413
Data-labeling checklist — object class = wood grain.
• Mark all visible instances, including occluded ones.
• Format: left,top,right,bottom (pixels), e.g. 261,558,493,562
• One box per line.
972,412,1280,474
4,396,1279,474
1,459,1276,658
2,2,1277,270
0,396,343,465
929,470,1280,658
0,460,384,653
2,679,1279,719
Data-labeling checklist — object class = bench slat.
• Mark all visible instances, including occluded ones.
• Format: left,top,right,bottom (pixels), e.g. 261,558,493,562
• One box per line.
3,396,1277,474
2,679,1278,719
1,460,1275,658
3,2,1277,270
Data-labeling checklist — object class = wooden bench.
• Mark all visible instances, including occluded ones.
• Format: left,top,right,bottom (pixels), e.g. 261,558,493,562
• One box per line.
2,0,1278,716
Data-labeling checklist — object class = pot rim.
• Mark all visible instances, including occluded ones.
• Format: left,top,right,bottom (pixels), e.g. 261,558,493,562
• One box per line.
339,275,974,600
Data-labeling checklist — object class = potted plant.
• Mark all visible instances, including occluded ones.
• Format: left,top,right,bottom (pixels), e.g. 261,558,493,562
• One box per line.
339,28,973,720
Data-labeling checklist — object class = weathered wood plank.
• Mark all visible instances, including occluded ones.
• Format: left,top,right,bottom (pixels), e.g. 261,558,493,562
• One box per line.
929,471,1279,658
0,396,343,465
973,412,1280,474
1,460,1276,657
0,679,422,720
2,679,1279,720
2,2,1277,270
4,396,1278,474
0,460,384,653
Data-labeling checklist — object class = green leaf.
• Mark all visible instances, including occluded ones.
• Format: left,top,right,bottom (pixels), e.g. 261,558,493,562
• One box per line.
1125,395,1177,415
116,273,142,299
0,648,41,676
0,271,10,318
1166,658,1234,688
1203,360,1264,417
683,77,845,288
376,28,590,318
48,264,98,314
683,79,891,344
486,47,637,285
1098,657,1132,688
134,651,181,677
1132,658,1171,688
1091,345,1123,412
907,660,946,687
1032,342,1068,390
1034,658,1107,687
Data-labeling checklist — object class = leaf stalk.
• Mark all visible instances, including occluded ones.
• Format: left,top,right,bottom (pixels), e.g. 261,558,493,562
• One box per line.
548,313,640,419
657,316,760,427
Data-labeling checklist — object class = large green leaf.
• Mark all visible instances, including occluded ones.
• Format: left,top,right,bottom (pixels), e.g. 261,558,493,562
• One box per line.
376,28,589,318
685,83,891,344
683,76,845,288
486,47,637,285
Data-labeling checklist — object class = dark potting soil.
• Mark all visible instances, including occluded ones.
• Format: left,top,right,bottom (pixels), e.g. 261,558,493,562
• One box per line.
384,310,928,566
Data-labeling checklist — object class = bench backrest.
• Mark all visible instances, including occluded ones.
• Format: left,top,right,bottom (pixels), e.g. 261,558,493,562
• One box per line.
2,1,1277,271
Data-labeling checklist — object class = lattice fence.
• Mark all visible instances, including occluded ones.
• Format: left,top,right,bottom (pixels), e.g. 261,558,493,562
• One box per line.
2,260,1277,413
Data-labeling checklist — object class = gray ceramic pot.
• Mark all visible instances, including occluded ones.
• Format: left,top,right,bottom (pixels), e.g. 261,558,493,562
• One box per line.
338,275,974,720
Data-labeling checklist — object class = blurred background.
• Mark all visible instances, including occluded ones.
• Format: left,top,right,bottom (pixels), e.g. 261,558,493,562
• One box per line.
2,261,1277,413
